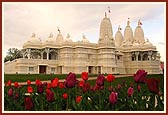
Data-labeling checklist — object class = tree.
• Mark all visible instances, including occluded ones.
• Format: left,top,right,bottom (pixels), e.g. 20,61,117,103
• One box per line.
4,48,22,62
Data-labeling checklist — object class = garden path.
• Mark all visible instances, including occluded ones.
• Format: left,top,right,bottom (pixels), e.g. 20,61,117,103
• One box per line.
10,74,133,86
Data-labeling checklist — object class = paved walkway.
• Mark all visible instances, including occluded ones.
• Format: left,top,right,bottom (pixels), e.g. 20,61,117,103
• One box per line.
10,74,133,86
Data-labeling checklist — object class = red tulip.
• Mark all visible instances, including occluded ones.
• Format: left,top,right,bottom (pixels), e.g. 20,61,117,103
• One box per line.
37,83,44,94
59,82,64,89
27,80,31,85
46,89,55,102
147,78,160,94
47,83,51,89
51,78,59,88
27,86,33,93
24,97,33,110
96,74,105,87
109,92,118,105
8,88,13,97
35,79,42,86
137,85,141,92
14,82,19,88
76,96,82,103
6,80,12,87
65,72,77,88
83,82,90,92
62,93,68,99
127,87,134,97
81,72,88,81
118,84,121,90
133,69,147,83
79,81,85,87
106,74,115,82
14,92,19,100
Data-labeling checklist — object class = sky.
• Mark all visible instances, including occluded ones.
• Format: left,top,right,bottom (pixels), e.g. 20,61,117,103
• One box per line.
2,2,166,62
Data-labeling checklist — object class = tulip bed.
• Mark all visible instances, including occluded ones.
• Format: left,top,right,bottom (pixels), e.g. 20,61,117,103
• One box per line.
4,70,164,111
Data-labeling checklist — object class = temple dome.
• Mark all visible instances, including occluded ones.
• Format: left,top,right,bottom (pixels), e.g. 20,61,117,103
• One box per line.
56,33,64,43
134,21,145,44
132,40,140,47
27,33,41,44
144,38,153,47
81,35,89,43
115,26,123,46
64,33,73,42
45,33,55,43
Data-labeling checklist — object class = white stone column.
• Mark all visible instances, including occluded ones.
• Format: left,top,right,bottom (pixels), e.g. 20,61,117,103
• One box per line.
41,52,43,59
45,48,49,60
27,49,31,59
135,51,139,61
148,51,152,61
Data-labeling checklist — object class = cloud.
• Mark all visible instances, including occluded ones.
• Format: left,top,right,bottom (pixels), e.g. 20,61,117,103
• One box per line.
3,2,165,61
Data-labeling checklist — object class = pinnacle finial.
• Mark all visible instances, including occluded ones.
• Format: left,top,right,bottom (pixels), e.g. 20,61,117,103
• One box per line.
105,12,107,18
127,18,130,26
118,25,121,31
57,27,61,34
138,20,142,26
32,33,36,37
49,33,53,38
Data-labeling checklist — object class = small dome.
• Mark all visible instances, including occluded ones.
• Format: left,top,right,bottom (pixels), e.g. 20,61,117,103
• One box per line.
132,40,140,47
56,33,64,43
134,25,145,44
64,33,73,42
81,35,89,43
115,27,123,46
144,38,153,46
27,33,41,44
45,33,55,43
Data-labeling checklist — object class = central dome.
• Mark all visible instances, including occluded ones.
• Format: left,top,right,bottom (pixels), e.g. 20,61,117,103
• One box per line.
115,26,123,47
98,12,114,45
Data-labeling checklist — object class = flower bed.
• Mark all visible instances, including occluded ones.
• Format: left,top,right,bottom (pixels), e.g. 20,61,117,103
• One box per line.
4,70,164,111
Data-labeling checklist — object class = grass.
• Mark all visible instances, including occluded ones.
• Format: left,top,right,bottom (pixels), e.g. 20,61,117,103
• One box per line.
4,74,98,83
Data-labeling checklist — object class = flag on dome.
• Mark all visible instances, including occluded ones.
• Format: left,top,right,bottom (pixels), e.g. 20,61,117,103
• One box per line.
108,6,111,13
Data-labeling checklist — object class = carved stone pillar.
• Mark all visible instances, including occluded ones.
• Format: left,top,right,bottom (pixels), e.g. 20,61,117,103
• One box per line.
148,51,152,61
27,49,31,59
45,48,50,60
135,51,139,61
41,52,43,59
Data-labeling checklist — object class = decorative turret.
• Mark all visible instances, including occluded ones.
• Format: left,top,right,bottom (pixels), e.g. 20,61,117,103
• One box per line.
115,25,123,47
134,20,145,44
81,35,89,43
98,12,114,45
26,33,41,44
45,33,55,43
64,33,73,42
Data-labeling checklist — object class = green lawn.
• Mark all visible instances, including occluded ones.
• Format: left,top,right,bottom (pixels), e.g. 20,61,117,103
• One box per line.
4,74,98,83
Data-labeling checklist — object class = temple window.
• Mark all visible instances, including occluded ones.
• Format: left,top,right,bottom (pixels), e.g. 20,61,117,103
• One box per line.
29,67,34,71
132,54,136,61
142,54,148,61
43,52,47,59
51,68,55,72
138,55,141,61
